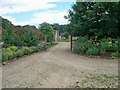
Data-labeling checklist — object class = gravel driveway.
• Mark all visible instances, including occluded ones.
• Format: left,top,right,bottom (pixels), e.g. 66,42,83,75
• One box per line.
2,42,118,88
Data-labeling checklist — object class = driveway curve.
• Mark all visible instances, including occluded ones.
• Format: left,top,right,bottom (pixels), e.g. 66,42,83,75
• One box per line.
2,42,118,88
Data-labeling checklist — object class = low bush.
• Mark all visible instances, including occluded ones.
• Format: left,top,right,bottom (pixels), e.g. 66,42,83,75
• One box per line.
22,47,30,55
72,37,119,57
15,50,24,57
4,48,13,53
112,40,119,51
7,52,14,60
73,36,93,55
38,43,47,51
9,46,18,52
29,48,34,54
99,41,109,53
1,42,57,62
86,46,100,56
2,50,14,61
73,44,85,54
30,46,39,52
2,52,8,62
111,52,120,57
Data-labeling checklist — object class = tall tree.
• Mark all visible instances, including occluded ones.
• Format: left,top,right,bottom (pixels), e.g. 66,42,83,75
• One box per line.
38,22,54,42
1,17,15,44
66,2,119,39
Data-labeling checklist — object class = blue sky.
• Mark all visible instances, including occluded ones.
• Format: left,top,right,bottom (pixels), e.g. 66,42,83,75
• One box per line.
1,0,75,27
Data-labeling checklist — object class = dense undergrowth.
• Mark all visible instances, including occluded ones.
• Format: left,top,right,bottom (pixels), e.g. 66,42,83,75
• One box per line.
73,36,119,58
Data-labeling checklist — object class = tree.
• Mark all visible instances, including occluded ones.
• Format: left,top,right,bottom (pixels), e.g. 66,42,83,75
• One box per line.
52,23,60,30
66,2,119,39
38,22,54,42
1,17,15,44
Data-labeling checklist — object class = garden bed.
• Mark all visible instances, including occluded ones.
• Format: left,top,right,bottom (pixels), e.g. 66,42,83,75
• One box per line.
1,42,58,64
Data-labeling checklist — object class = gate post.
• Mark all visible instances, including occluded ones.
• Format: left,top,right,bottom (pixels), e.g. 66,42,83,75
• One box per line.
70,35,72,51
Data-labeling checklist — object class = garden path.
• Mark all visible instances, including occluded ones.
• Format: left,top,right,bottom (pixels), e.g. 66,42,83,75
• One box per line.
2,42,118,88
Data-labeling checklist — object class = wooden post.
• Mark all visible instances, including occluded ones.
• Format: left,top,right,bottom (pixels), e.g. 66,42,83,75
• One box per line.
70,35,72,51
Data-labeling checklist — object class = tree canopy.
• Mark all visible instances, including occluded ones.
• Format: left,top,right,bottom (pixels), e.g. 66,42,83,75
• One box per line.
66,2,119,39
38,22,54,42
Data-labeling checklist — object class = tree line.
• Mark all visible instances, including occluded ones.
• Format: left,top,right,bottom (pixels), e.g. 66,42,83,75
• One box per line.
0,17,68,47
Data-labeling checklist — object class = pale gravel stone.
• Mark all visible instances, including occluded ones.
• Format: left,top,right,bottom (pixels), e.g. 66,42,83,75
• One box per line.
2,42,118,88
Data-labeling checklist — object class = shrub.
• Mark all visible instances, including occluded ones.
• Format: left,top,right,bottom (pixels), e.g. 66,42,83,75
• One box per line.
15,50,24,57
5,48,13,53
84,40,93,49
99,41,109,53
73,46,85,55
73,36,93,54
21,30,40,46
13,52,18,58
30,46,39,52
111,52,120,57
53,42,59,45
107,41,112,48
86,46,100,56
9,46,18,52
29,48,34,54
2,53,8,62
111,41,118,51
0,57,2,62
22,47,30,55
2,48,14,61
38,43,47,51
7,52,14,60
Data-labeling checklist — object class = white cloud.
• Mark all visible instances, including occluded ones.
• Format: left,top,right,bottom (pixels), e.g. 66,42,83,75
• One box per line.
2,15,29,25
0,0,73,26
0,0,74,15
2,10,69,26
32,10,69,25
0,0,58,15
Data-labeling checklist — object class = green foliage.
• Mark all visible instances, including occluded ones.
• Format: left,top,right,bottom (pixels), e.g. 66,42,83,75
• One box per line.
38,43,47,51
111,52,120,57
46,32,54,42
86,47,100,56
4,48,13,53
99,41,109,53
73,36,93,55
30,46,39,52
7,52,14,60
61,32,69,39
1,42,57,62
1,17,42,46
2,53,8,62
20,30,39,46
15,50,24,57
1,17,15,45
73,46,85,55
113,39,120,52
22,47,31,55
9,46,18,52
66,2,119,39
38,22,54,42
2,48,14,61
73,36,119,57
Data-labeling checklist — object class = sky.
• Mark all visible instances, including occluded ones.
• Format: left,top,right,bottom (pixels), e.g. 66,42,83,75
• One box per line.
0,0,75,27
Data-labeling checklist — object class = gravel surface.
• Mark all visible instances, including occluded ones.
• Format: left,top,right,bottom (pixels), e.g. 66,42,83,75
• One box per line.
2,42,118,88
